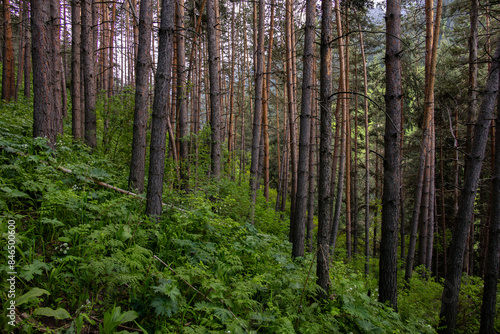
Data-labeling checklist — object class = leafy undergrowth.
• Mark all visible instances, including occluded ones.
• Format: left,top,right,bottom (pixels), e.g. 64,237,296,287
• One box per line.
1,100,489,333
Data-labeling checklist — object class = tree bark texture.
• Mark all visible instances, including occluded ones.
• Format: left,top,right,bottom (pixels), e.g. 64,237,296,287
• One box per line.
358,25,371,275
23,0,30,99
249,0,265,220
379,0,402,311
330,0,347,253
292,0,315,259
31,0,57,146
207,0,222,178
129,0,152,193
176,0,189,189
2,0,15,102
145,0,174,220
71,0,83,140
285,0,297,222
261,0,275,200
82,0,97,148
316,0,333,300
14,0,24,101
50,0,63,135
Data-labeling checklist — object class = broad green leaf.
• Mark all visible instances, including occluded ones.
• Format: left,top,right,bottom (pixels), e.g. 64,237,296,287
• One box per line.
33,307,71,320
1,186,29,198
20,259,50,281
17,287,50,306
118,310,138,324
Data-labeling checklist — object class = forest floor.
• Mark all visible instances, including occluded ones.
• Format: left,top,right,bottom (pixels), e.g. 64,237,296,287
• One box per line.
0,99,493,333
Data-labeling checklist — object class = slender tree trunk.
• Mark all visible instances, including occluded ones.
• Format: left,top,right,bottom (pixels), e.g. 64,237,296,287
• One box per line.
14,0,24,101
467,0,479,152
316,0,333,300
71,0,83,140
23,0,30,99
285,0,297,221
51,0,63,135
307,89,316,252
128,0,152,193
353,50,359,256
427,121,436,273
108,0,115,97
345,22,352,259
49,0,63,132
419,153,430,267
239,24,248,185
400,97,406,265
176,0,188,189
330,0,347,253
2,0,15,102
440,134,447,279
261,0,275,201
82,0,97,148
292,0,315,258
379,0,402,311
207,0,222,178
55,0,67,122
227,2,235,178
359,26,371,275
438,39,500,334
405,0,442,282
249,0,265,220
145,0,174,220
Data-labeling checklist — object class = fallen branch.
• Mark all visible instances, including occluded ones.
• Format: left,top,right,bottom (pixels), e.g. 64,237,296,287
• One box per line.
0,145,188,213
56,166,188,213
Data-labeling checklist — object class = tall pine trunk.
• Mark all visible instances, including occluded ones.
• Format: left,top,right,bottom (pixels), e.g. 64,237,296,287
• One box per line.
261,0,275,200
405,0,442,282
71,0,83,140
316,0,333,300
145,0,175,220
31,0,61,146
14,0,24,101
249,0,265,220
285,0,297,222
207,0,222,178
176,0,189,189
358,25,371,275
292,0,315,258
379,0,402,311
82,0,97,148
330,0,347,253
23,0,30,99
2,0,15,102
129,0,152,193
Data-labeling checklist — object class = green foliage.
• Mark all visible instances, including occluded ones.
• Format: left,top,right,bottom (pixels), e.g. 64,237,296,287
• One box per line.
0,99,469,334
33,307,71,320
99,305,139,334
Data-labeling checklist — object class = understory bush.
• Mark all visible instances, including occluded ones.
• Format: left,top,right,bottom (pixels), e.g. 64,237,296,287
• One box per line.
0,98,469,334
